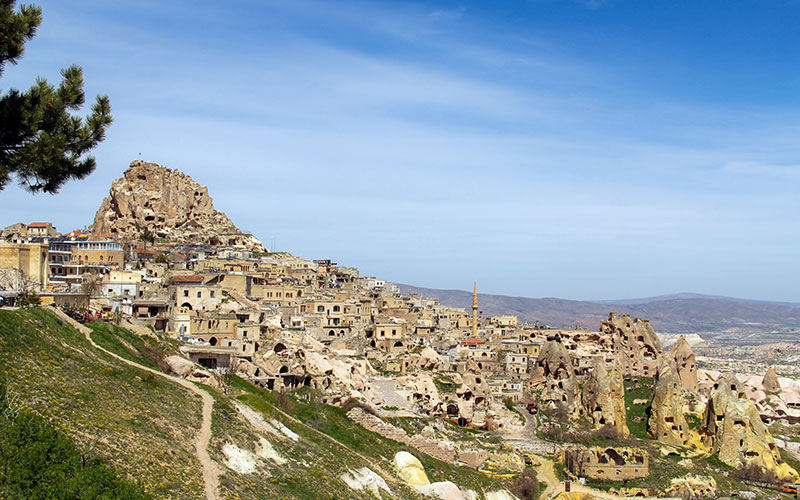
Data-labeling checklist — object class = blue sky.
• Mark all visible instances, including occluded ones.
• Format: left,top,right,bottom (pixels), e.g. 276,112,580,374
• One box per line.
2,0,799,301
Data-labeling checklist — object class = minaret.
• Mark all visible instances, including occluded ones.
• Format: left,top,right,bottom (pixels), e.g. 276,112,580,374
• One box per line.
472,282,478,337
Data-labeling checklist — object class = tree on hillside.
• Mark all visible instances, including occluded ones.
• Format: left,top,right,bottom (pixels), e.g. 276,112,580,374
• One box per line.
0,0,112,194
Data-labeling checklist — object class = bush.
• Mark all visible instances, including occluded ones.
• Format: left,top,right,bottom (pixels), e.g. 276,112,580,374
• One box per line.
511,468,540,500
15,291,40,308
504,397,515,411
731,461,779,483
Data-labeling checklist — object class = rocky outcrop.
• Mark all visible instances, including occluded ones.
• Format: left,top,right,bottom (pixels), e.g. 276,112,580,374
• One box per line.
581,359,629,436
532,339,579,419
600,313,662,377
648,362,692,447
92,161,264,249
394,451,429,486
701,372,798,481
665,474,717,499
666,335,698,392
763,366,781,393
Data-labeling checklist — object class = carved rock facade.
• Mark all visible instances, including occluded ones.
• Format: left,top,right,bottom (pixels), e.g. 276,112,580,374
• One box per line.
92,161,264,250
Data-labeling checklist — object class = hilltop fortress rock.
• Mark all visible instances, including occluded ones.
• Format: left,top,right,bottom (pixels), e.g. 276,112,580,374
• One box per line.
600,313,663,378
701,372,798,482
581,358,629,437
92,161,264,250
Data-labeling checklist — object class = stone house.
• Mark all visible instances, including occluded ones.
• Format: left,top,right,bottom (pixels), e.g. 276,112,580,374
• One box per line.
564,446,648,481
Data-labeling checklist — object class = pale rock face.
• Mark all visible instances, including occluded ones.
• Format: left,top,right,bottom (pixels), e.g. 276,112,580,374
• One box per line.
701,372,799,481
397,374,442,413
394,451,429,486
763,366,781,393
667,335,699,392
600,313,663,378
222,443,257,474
533,340,579,419
581,359,629,436
165,354,195,377
665,474,717,499
485,491,519,500
340,467,391,498
92,161,264,249
648,362,692,447
414,481,469,500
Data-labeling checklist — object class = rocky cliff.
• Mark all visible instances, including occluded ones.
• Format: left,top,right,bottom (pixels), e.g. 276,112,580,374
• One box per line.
92,161,264,250
666,335,698,392
600,313,663,377
701,372,798,481
648,361,692,448
581,358,629,437
531,339,579,420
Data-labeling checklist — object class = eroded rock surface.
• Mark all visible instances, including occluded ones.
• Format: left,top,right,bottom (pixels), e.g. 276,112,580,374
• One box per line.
581,358,629,436
763,366,781,393
648,362,692,447
666,335,698,392
532,339,579,419
701,372,798,481
600,313,662,377
93,161,264,249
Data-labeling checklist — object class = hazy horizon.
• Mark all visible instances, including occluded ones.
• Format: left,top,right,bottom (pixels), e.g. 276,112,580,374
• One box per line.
2,0,798,302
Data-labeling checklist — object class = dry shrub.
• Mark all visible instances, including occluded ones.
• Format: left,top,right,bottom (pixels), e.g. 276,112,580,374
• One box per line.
274,391,294,413
140,342,171,373
511,468,540,500
732,461,779,484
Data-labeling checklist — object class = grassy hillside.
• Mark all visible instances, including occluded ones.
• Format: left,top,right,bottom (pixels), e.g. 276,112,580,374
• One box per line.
0,308,511,500
0,308,205,499
0,378,151,499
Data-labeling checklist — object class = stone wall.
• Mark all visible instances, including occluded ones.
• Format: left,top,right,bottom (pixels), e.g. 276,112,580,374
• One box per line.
347,407,455,464
564,445,649,481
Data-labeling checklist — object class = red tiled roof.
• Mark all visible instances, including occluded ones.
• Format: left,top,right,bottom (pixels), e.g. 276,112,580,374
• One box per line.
28,222,49,228
459,337,485,346
171,275,204,284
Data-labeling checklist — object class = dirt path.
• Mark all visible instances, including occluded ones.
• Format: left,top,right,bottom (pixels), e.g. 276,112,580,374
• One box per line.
535,457,561,499
48,307,221,500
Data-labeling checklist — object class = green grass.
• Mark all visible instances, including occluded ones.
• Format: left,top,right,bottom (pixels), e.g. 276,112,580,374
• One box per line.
0,378,151,499
0,308,205,499
232,379,509,495
433,374,457,394
780,448,800,474
87,321,180,370
624,376,653,439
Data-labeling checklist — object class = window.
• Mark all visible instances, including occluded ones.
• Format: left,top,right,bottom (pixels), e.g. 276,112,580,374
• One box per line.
183,290,189,297
197,291,202,298
317,305,324,312
210,290,215,298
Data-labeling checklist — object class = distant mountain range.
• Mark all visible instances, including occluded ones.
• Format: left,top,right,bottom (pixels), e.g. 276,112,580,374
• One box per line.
395,284,800,334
